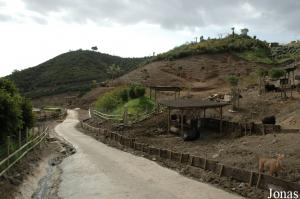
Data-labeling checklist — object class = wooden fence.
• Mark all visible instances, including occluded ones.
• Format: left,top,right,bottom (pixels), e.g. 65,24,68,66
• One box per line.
0,126,49,176
81,120,300,192
90,108,156,124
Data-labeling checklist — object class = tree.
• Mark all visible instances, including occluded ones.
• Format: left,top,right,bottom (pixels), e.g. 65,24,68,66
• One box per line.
231,27,235,38
0,79,34,145
227,75,239,110
200,35,204,42
107,64,121,80
91,46,98,51
21,98,34,132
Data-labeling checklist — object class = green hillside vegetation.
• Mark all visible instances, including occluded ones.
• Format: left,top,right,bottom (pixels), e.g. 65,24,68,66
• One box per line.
153,34,300,64
154,35,272,62
95,85,154,120
8,50,148,98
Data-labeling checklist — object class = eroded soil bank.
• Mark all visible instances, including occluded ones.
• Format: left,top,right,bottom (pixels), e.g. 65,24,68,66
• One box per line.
0,123,75,199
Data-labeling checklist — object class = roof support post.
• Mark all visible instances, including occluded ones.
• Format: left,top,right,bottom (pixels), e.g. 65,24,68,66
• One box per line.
220,106,223,134
168,107,171,134
181,110,184,137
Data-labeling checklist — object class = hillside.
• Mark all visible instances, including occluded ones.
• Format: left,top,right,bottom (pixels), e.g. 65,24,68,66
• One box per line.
15,35,299,107
112,35,299,96
7,50,147,98
112,53,274,91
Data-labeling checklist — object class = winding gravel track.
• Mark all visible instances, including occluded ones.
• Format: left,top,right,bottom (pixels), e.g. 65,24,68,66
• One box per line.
55,110,244,199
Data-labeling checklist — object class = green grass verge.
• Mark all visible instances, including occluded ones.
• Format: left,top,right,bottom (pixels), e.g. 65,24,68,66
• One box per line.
112,97,155,116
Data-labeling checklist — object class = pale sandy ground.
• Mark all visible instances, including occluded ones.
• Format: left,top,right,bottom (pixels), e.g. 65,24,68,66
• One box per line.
55,110,244,199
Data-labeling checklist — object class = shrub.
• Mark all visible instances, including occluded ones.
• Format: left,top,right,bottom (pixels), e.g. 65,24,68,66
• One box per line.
129,85,137,99
269,68,286,79
134,85,146,98
95,86,128,112
226,75,239,86
119,88,129,102
128,84,146,99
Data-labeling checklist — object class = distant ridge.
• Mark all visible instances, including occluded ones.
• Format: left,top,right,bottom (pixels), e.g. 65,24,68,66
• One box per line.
7,50,147,98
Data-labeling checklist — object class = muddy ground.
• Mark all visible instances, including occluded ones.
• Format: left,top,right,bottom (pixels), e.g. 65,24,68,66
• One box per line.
0,121,75,199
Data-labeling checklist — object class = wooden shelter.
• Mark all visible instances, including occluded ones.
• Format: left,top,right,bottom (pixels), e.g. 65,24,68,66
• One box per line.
160,99,229,135
281,65,298,86
149,86,182,102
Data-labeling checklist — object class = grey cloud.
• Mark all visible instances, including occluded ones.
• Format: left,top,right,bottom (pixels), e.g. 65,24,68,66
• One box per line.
21,0,300,35
0,14,13,22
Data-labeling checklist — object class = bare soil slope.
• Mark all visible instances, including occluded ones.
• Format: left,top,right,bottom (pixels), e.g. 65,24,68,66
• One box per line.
112,53,271,91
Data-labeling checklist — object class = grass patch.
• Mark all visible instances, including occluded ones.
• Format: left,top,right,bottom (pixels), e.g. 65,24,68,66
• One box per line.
113,97,155,116
95,85,155,120
235,49,273,64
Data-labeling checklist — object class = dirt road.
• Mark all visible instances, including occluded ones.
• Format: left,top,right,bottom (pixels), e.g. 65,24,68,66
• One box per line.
55,110,244,199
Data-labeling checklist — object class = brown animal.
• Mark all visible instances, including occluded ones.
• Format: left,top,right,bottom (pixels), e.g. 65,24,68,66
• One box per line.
258,154,285,176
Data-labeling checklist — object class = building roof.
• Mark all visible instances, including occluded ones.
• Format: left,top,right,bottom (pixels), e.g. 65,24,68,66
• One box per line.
281,65,297,72
160,99,229,109
149,85,182,91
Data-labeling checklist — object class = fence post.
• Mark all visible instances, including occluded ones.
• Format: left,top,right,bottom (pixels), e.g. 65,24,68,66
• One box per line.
7,136,10,166
26,128,29,143
18,130,22,148
123,106,128,125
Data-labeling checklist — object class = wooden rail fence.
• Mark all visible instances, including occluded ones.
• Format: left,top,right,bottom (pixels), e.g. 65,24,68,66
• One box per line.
0,126,49,176
81,120,300,192
90,108,156,124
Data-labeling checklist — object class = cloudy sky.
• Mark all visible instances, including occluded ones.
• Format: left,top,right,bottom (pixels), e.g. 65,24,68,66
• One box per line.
0,0,300,77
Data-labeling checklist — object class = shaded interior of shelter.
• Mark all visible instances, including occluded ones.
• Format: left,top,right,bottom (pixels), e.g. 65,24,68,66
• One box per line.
159,99,230,141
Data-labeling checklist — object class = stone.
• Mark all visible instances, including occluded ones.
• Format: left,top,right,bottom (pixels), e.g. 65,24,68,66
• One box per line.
238,182,245,188
212,154,219,159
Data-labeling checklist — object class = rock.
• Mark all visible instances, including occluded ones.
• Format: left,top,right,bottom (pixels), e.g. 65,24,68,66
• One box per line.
238,182,245,188
212,154,219,159
152,157,156,161
157,128,164,133
59,149,67,154
14,173,22,182
272,139,278,144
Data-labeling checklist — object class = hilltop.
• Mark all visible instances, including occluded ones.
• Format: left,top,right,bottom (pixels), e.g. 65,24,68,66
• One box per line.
7,50,148,98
